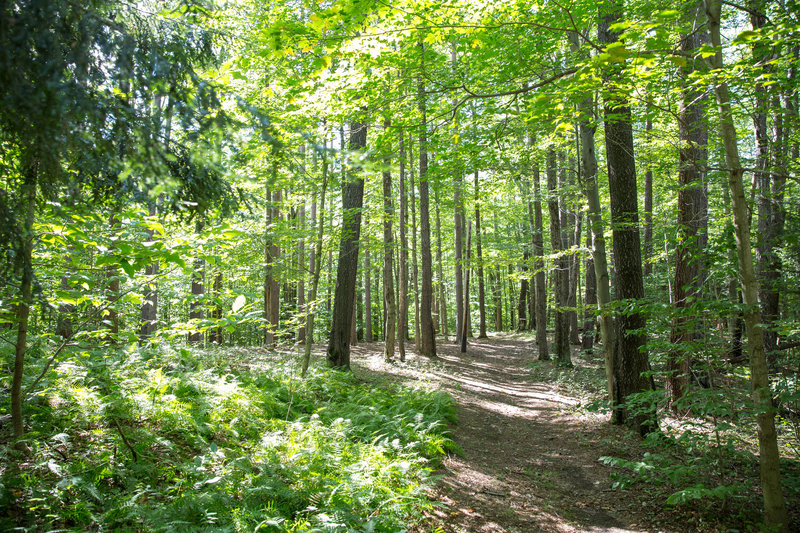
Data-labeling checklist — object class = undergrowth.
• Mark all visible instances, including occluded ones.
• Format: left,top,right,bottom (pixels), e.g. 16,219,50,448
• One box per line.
0,345,457,532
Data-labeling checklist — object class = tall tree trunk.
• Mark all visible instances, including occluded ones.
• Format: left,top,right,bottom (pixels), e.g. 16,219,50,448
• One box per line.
189,219,205,345
210,270,223,344
461,223,472,353
475,170,488,338
643,116,654,278
600,0,653,434
398,130,409,361
668,3,709,411
579,89,615,401
418,73,436,357
493,269,503,332
265,151,280,347
139,202,159,343
327,119,367,369
364,229,373,342
582,225,597,351
106,213,121,343
453,165,465,345
547,148,571,366
532,153,549,360
435,187,449,338
382,119,397,361
303,130,330,376
569,212,583,344
704,2,788,527
11,160,36,439
410,137,420,352
297,197,307,343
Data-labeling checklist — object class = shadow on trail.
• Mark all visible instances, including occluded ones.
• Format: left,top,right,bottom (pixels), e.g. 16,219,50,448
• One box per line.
351,334,649,533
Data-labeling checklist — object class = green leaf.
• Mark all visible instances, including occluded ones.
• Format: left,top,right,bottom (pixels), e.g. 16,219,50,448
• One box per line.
232,294,246,313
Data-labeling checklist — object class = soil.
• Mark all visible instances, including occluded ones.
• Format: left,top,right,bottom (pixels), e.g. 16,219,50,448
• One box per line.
347,333,682,533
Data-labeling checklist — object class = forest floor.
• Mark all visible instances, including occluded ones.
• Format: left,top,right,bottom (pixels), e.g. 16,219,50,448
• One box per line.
345,333,694,533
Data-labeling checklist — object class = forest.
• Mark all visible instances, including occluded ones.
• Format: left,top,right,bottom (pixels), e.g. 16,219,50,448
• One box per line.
1,0,799,531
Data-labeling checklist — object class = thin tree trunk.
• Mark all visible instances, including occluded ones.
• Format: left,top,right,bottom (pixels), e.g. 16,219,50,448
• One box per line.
435,187,449,338
398,130,409,361
475,170,488,338
643,117,654,277
327,119,368,369
11,160,36,438
547,148,571,366
210,270,223,344
532,151,549,360
461,223,472,353
704,2,788,527
668,3,709,411
410,137,420,352
453,165,465,345
364,231,373,342
303,130,330,376
382,119,397,361
579,91,614,401
189,219,205,345
139,202,159,343
582,225,597,351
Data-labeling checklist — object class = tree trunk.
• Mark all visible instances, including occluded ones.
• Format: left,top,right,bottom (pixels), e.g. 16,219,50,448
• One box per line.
532,155,549,360
453,165,465,345
364,232,373,342
579,89,615,401
398,130,409,361
410,138,420,352
569,212,583,344
327,119,368,369
139,202,159,343
435,187,449,338
189,219,205,345
704,1,788,527
297,196,307,343
11,160,37,439
303,130,330,376
582,225,597,351
210,270,223,344
668,3,709,411
382,119,397,361
643,117,654,278
547,148,571,366
600,0,653,435
475,170,488,338
461,223,472,353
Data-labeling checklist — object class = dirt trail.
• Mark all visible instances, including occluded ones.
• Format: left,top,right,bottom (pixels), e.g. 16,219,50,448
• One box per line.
350,334,668,533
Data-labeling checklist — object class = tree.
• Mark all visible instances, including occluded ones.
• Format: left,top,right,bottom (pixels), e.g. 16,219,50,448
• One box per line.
599,0,654,434
704,1,788,527
547,148,571,366
382,120,397,362
327,119,368,369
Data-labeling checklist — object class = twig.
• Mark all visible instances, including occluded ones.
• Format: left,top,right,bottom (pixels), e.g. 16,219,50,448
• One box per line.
111,417,139,462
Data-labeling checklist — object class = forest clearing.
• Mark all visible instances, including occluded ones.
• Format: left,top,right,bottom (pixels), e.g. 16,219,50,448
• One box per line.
2,0,800,531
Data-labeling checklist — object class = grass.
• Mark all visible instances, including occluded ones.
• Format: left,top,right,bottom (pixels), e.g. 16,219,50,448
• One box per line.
0,344,457,532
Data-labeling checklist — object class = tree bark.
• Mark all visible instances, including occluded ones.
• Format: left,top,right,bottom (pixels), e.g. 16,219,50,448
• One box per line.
475,170,488,338
418,40,436,357
532,155,549,360
410,138,420,352
600,0,653,434
547,148,571,366
704,1,788,527
398,130,409,361
382,119,397,361
139,202,159,343
327,119,367,369
189,219,205,345
582,225,597,351
303,130,330,376
11,160,36,438
435,187,449,338
643,117,654,278
668,3,709,411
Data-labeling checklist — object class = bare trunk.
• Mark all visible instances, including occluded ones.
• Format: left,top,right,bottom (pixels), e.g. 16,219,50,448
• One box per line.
704,1,788,527
475,170,487,338
382,119,397,361
398,131,409,361
600,0,653,434
547,148,571,366
327,119,367,369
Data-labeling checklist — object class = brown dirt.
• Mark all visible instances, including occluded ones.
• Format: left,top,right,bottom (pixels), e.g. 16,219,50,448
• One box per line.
348,333,678,533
